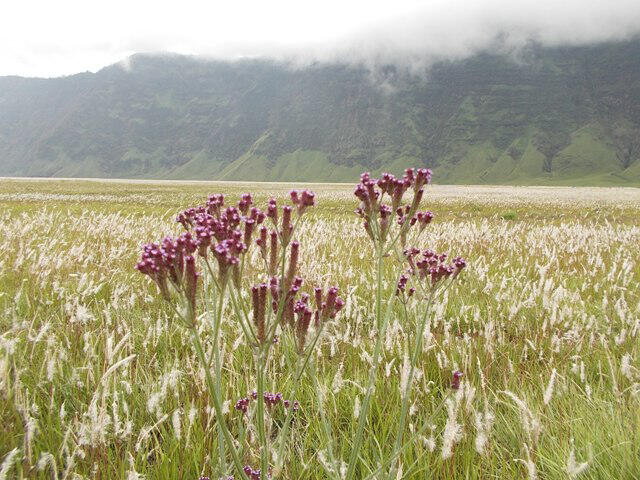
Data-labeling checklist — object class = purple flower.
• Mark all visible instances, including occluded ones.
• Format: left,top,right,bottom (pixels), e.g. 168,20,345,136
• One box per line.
281,205,293,245
405,248,467,288
252,283,268,344
415,211,434,231
238,193,253,214
263,392,283,408
234,397,250,414
284,241,299,291
396,274,408,295
451,371,463,390
290,189,316,215
268,230,279,276
267,198,278,224
184,255,199,323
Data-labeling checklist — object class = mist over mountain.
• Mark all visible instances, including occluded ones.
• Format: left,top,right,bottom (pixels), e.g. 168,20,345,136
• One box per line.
1,39,639,184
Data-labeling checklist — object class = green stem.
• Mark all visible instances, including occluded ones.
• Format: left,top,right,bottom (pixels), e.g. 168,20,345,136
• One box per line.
190,328,248,480
311,358,339,478
212,289,227,475
345,249,396,480
274,321,327,473
388,289,434,479
362,399,447,480
256,349,269,475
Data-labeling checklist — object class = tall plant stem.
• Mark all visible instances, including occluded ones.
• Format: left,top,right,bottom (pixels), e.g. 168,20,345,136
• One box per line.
190,327,248,480
345,247,394,480
256,347,269,475
274,321,327,474
310,357,339,478
212,290,227,474
388,289,434,479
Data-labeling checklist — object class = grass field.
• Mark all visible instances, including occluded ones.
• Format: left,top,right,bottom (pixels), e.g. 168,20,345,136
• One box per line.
1,178,639,479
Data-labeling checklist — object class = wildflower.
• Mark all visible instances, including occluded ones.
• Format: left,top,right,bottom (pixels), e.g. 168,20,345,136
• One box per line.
415,211,434,231
354,168,434,246
406,249,466,289
268,230,279,276
295,303,313,352
263,392,283,408
284,241,299,291
283,399,299,410
212,241,239,285
251,283,268,344
243,218,256,247
234,397,250,414
266,198,278,224
237,193,253,214
242,466,269,480
290,189,316,215
281,205,293,245
256,226,268,260
184,255,199,325
451,371,463,390
396,275,408,295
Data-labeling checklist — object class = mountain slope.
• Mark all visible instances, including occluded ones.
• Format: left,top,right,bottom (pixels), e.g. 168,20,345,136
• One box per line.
1,41,639,185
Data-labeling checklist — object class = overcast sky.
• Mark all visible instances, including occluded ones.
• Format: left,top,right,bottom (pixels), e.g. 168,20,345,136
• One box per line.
2,0,640,77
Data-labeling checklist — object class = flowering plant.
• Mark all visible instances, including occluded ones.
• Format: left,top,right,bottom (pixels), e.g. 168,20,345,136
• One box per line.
137,190,344,479
136,168,466,479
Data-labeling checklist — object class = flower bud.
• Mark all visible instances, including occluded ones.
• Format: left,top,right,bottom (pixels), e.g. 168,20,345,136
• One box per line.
184,255,199,325
243,218,255,247
451,370,463,390
281,205,293,245
285,241,299,291
267,198,278,224
268,230,279,276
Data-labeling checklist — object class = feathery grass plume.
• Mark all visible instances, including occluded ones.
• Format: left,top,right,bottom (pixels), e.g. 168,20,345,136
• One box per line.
474,403,495,455
566,440,589,478
503,391,542,448
0,449,20,480
543,368,557,405
519,443,537,480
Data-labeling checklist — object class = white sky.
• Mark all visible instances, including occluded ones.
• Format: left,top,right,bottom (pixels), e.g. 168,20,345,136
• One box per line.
1,0,640,77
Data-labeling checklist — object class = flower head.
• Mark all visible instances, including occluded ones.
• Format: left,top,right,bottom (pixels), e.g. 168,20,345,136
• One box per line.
451,370,463,390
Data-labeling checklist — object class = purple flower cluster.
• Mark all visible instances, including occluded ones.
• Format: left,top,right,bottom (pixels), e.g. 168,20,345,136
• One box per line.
396,274,415,297
234,397,251,413
234,391,300,414
451,370,463,390
136,191,319,328
218,467,271,480
175,193,269,286
289,189,316,215
137,194,268,304
135,232,200,312
354,168,433,244
404,248,466,287
251,223,345,349
242,465,271,480
292,286,345,353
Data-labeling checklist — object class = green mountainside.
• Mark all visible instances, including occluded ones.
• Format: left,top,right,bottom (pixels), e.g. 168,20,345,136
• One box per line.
1,40,639,184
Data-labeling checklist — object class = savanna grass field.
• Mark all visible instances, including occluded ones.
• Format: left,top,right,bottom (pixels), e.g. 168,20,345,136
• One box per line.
1,177,640,479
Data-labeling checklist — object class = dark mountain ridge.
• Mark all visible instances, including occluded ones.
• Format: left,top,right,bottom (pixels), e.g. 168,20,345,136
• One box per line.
1,40,639,185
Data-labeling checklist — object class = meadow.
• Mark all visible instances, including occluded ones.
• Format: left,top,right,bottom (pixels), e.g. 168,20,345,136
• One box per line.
1,177,639,479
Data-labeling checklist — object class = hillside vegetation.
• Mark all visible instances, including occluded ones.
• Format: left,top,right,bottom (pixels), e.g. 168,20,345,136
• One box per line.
1,40,639,184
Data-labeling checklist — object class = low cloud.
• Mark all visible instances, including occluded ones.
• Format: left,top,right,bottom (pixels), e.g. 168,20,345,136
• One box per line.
2,0,640,77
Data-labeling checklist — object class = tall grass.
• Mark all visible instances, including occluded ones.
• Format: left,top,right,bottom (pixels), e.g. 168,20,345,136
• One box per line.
0,178,639,479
